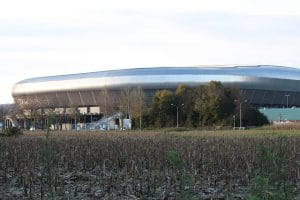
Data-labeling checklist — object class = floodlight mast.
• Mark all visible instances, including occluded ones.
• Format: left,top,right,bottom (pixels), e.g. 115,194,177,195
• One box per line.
235,99,247,130
171,103,184,128
233,115,236,129
285,94,290,108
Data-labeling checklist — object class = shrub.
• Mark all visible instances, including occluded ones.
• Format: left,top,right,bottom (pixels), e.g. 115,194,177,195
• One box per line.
167,150,183,169
1,127,22,137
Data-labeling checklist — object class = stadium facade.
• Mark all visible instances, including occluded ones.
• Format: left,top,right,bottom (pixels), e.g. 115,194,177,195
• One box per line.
8,65,300,130
12,65,300,108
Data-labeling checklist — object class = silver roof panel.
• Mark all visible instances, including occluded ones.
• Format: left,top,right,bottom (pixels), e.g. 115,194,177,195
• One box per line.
12,65,300,96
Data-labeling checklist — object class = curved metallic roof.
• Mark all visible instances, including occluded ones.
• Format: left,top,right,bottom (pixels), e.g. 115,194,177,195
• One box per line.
12,65,300,96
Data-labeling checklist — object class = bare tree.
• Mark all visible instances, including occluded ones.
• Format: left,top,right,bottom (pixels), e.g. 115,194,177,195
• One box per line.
131,86,146,130
15,96,43,130
99,88,119,129
100,88,111,117
118,86,146,130
119,86,132,118
68,106,80,131
0,104,10,121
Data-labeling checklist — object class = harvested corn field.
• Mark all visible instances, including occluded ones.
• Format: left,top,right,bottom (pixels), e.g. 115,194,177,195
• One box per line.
0,130,299,199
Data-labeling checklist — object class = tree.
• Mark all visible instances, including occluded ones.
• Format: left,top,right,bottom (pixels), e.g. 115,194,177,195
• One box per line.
119,86,132,119
68,106,81,130
101,88,117,117
0,104,14,121
131,86,146,130
150,90,176,127
235,102,269,127
175,84,195,126
233,91,269,127
17,96,43,130
117,86,146,129
0,104,18,129
194,81,235,126
44,108,58,130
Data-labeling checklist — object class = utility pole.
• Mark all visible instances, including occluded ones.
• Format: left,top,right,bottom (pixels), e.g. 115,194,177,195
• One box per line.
171,103,184,128
233,115,236,130
239,103,242,129
285,94,290,108
235,100,247,130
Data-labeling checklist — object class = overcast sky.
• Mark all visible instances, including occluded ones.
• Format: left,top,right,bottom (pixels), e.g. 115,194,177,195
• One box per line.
1,0,300,103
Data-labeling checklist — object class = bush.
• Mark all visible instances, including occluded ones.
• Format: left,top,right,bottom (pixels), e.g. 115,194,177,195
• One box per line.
2,127,22,137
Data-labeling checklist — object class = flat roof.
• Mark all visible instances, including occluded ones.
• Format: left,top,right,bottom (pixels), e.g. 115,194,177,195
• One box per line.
259,108,300,121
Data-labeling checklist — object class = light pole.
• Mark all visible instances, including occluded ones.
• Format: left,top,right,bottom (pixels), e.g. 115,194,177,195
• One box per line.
233,115,236,130
171,103,184,128
235,100,247,130
285,94,290,108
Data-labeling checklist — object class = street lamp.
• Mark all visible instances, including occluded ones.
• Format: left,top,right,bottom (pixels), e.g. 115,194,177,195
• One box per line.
285,94,290,108
171,103,184,128
233,115,236,130
235,99,247,130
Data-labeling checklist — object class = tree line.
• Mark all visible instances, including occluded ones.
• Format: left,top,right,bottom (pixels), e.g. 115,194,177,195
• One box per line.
136,81,268,129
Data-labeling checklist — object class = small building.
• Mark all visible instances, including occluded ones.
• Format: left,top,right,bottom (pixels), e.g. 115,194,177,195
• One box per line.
259,107,300,124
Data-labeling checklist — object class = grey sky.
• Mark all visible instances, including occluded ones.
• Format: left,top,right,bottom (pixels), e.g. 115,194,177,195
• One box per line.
1,0,300,103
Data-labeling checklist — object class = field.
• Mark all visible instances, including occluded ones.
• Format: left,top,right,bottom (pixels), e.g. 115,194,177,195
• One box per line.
0,129,300,199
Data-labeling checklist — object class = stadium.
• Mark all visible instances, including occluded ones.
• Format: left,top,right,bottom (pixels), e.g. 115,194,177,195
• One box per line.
12,65,300,108
8,65,300,130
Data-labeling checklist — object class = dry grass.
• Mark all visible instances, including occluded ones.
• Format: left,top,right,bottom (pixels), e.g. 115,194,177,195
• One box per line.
0,129,299,199
23,128,300,138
